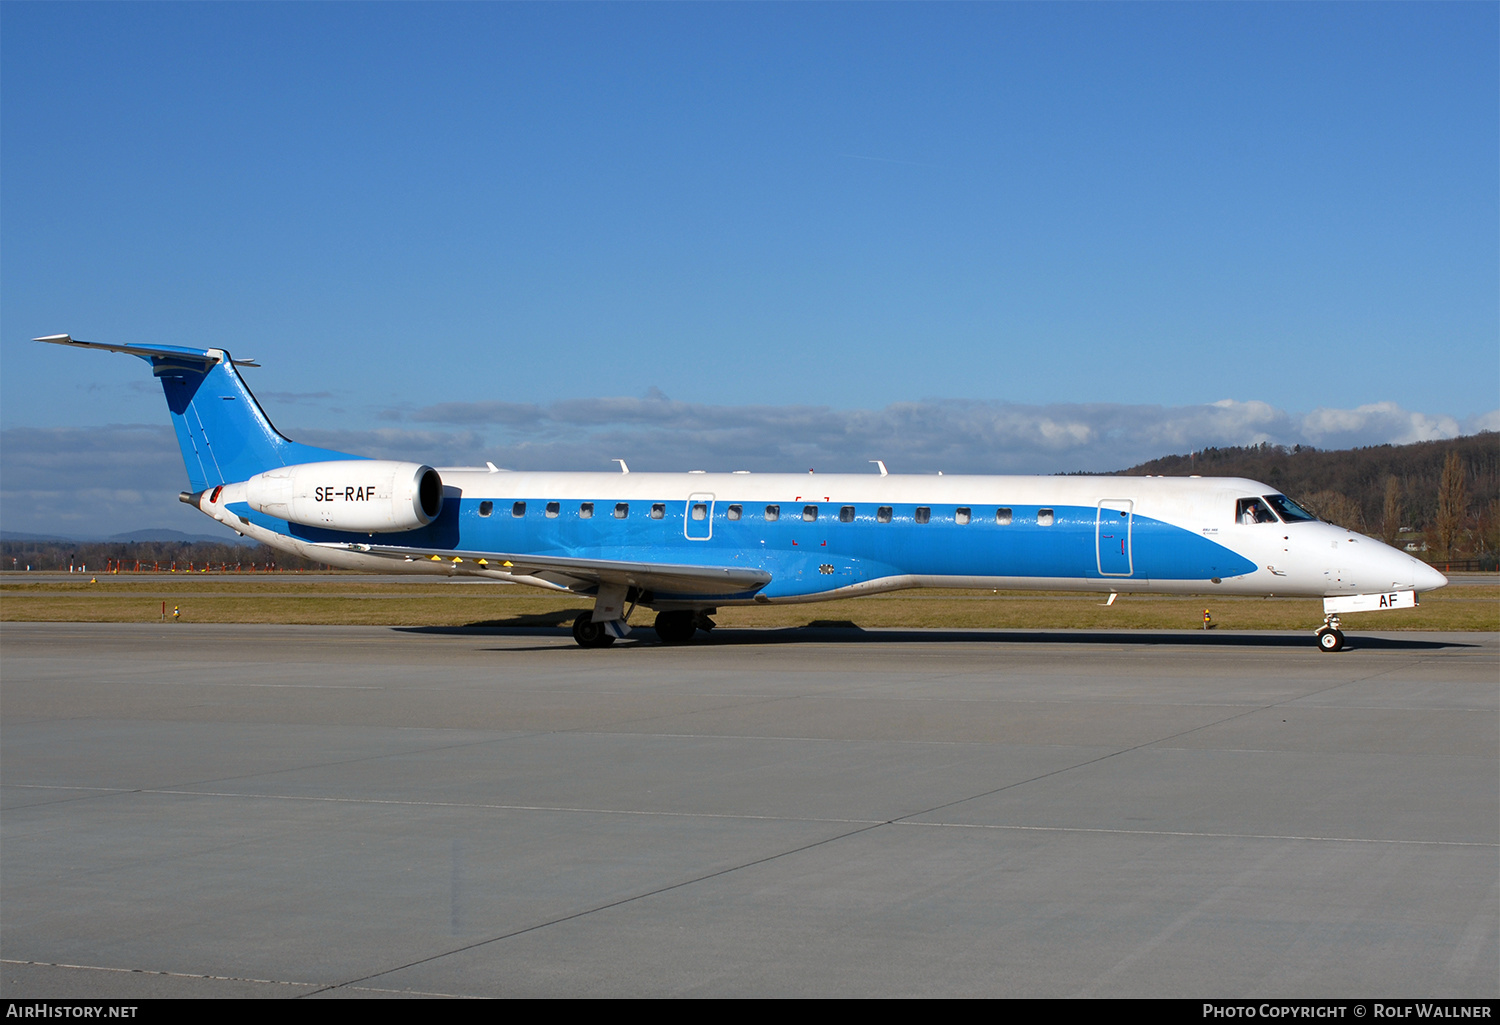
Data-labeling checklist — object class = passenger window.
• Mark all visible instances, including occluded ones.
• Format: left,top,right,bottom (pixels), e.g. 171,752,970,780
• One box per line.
915,507,930,524
877,506,892,523
996,507,1012,525
765,505,780,522
512,501,526,518
615,503,629,519
478,501,493,517
579,502,594,519
839,506,855,523
727,504,742,521
955,507,971,525
651,503,665,520
545,502,559,518
691,503,707,520
803,505,818,522
1037,509,1054,526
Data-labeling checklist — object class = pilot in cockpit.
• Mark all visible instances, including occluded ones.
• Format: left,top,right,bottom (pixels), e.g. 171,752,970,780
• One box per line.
1237,497,1280,525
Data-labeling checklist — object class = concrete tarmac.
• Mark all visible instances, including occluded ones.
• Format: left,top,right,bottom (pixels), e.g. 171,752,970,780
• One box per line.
2,622,1495,998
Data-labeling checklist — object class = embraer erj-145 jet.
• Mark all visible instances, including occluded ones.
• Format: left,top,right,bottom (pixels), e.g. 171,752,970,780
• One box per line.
40,335,1447,650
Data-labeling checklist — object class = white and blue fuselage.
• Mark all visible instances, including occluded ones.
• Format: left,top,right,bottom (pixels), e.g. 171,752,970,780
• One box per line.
205,467,1438,602
40,335,1446,649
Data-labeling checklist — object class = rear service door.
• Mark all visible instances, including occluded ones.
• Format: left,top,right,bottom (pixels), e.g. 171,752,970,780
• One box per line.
1096,499,1134,576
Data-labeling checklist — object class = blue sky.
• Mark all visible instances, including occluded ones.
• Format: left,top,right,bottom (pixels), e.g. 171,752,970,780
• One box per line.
2,3,1496,536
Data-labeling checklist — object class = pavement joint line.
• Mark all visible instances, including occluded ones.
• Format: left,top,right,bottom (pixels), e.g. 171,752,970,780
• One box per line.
885,661,1457,825
0,957,317,990
9,781,1496,850
0,957,478,998
893,821,1498,847
303,817,895,997
337,984,479,998
7,784,1493,846
0,732,564,798
3,784,888,824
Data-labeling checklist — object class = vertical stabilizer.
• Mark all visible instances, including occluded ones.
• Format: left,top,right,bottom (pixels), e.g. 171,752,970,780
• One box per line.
37,335,360,490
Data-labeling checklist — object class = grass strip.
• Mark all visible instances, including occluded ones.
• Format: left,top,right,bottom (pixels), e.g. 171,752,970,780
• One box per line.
4,580,1494,632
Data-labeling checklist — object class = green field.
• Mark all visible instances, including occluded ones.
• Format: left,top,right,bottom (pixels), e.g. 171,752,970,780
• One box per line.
3,575,1495,633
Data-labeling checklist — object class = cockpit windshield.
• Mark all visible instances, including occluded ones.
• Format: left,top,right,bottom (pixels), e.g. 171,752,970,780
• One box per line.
1263,494,1318,523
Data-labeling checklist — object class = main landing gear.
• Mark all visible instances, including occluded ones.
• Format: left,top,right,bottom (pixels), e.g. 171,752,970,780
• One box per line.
653,610,697,645
572,609,715,647
1315,614,1345,653
572,611,616,648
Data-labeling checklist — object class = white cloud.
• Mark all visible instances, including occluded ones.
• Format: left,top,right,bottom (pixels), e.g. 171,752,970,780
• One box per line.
0,425,226,538
1299,402,1464,447
1463,409,1500,434
295,428,491,468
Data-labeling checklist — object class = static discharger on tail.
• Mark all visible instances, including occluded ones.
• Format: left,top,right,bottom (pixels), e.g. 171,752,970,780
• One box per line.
38,335,1448,649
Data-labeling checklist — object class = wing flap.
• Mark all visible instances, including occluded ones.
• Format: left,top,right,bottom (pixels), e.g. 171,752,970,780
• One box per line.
318,542,771,597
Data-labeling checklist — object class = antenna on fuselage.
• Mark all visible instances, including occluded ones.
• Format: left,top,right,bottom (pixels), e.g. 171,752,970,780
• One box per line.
870,460,888,476
613,459,630,474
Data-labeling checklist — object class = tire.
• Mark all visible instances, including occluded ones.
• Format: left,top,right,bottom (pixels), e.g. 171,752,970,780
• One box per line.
1316,628,1344,652
654,610,697,645
572,611,616,648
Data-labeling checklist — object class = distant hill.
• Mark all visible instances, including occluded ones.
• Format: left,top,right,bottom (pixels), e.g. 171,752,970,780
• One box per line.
0,531,85,543
0,529,252,545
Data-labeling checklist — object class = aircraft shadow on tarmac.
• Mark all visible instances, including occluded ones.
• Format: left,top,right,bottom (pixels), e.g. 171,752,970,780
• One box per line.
396,617,1475,652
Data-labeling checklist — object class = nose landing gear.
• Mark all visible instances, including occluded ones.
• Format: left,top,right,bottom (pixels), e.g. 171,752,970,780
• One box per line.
1315,614,1345,652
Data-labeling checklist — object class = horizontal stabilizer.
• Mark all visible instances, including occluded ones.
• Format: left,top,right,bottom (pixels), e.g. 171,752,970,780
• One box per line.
35,334,260,366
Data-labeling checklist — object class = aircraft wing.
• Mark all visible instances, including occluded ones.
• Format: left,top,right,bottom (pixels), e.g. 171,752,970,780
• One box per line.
317,542,772,597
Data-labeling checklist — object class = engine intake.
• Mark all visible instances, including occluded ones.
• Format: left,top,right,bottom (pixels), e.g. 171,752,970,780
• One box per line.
244,461,443,532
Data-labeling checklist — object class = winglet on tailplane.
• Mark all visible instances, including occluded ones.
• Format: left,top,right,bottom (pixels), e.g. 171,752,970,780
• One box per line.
36,334,359,491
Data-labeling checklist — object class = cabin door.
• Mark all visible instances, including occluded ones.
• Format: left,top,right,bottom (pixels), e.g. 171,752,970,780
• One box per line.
1096,499,1134,577
684,493,715,541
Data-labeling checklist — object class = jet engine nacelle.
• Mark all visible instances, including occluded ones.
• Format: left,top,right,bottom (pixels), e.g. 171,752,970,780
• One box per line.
244,460,443,533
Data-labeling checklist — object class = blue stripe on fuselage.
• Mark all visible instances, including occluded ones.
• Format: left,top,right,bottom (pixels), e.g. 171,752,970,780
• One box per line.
233,498,1257,599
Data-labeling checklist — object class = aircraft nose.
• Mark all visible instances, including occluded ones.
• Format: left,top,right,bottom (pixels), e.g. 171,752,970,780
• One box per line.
1414,560,1448,591
1366,537,1449,592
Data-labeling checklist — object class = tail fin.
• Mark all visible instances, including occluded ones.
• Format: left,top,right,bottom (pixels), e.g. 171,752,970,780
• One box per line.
37,335,360,490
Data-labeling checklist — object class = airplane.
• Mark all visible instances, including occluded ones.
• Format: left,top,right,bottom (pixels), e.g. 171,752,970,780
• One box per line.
37,334,1449,650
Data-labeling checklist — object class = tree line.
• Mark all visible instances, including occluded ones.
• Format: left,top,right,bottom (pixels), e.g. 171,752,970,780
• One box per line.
1,538,334,573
